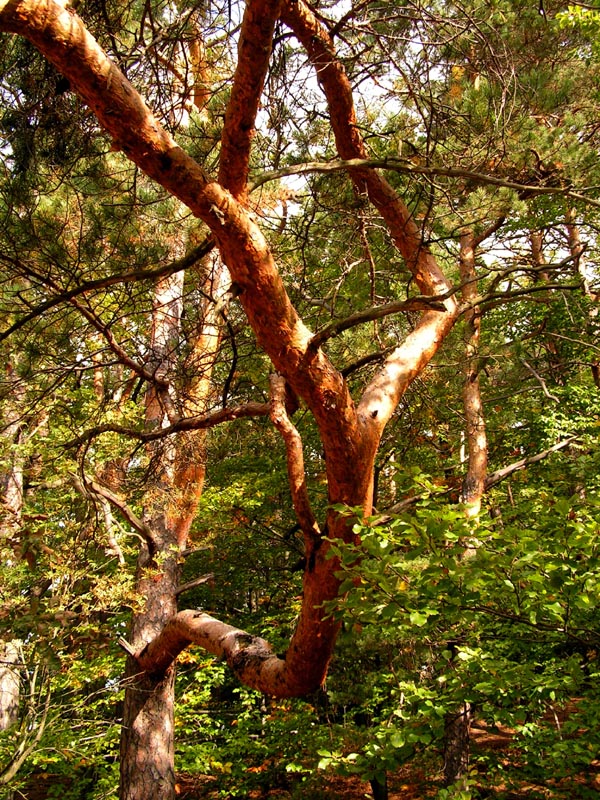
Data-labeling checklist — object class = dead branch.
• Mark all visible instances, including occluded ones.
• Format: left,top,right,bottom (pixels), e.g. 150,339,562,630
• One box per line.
174,573,215,597
484,436,580,489
251,157,600,210
67,401,270,448
310,295,448,349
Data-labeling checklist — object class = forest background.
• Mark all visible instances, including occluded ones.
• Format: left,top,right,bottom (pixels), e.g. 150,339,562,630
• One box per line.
0,0,599,799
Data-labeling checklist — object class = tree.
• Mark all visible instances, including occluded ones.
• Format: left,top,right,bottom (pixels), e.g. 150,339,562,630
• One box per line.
0,1,598,798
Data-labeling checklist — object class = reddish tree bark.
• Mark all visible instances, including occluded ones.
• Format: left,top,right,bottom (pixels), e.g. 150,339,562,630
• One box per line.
0,0,461,694
0,0,466,796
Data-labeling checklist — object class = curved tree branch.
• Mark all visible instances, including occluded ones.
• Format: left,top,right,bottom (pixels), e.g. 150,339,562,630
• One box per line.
132,610,295,696
0,237,214,343
269,373,320,544
310,295,448,349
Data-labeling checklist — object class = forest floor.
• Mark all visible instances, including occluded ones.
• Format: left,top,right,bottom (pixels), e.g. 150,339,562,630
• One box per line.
177,718,600,799
16,716,600,799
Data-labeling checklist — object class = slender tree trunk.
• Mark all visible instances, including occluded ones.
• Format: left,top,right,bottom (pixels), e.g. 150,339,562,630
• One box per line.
119,256,228,800
119,266,184,800
459,230,487,520
0,641,20,732
565,210,599,388
370,773,389,800
1,362,25,734
443,228,491,787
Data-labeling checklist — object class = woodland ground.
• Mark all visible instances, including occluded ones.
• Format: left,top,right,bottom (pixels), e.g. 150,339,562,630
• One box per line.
17,718,600,800
173,719,600,800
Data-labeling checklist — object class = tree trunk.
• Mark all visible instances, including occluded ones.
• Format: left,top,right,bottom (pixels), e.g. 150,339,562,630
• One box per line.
120,666,176,800
0,641,20,731
1,363,25,734
443,702,473,788
459,228,489,520
370,772,389,800
443,227,492,786
120,542,180,800
119,251,228,800
565,210,599,388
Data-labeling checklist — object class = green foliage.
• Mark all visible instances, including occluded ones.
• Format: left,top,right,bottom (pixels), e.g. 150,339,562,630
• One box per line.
174,654,332,797
318,487,600,795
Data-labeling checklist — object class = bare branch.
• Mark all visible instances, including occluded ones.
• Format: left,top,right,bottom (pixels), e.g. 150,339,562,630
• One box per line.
358,307,460,436
520,359,560,402
68,295,170,388
174,573,214,597
475,282,583,314
252,157,600,209
0,237,214,343
484,436,580,489
117,638,137,658
310,295,448,349
472,216,507,248
67,401,270,448
341,347,394,378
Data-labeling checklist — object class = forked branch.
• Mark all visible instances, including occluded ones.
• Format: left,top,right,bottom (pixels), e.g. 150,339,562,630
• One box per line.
72,474,157,549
